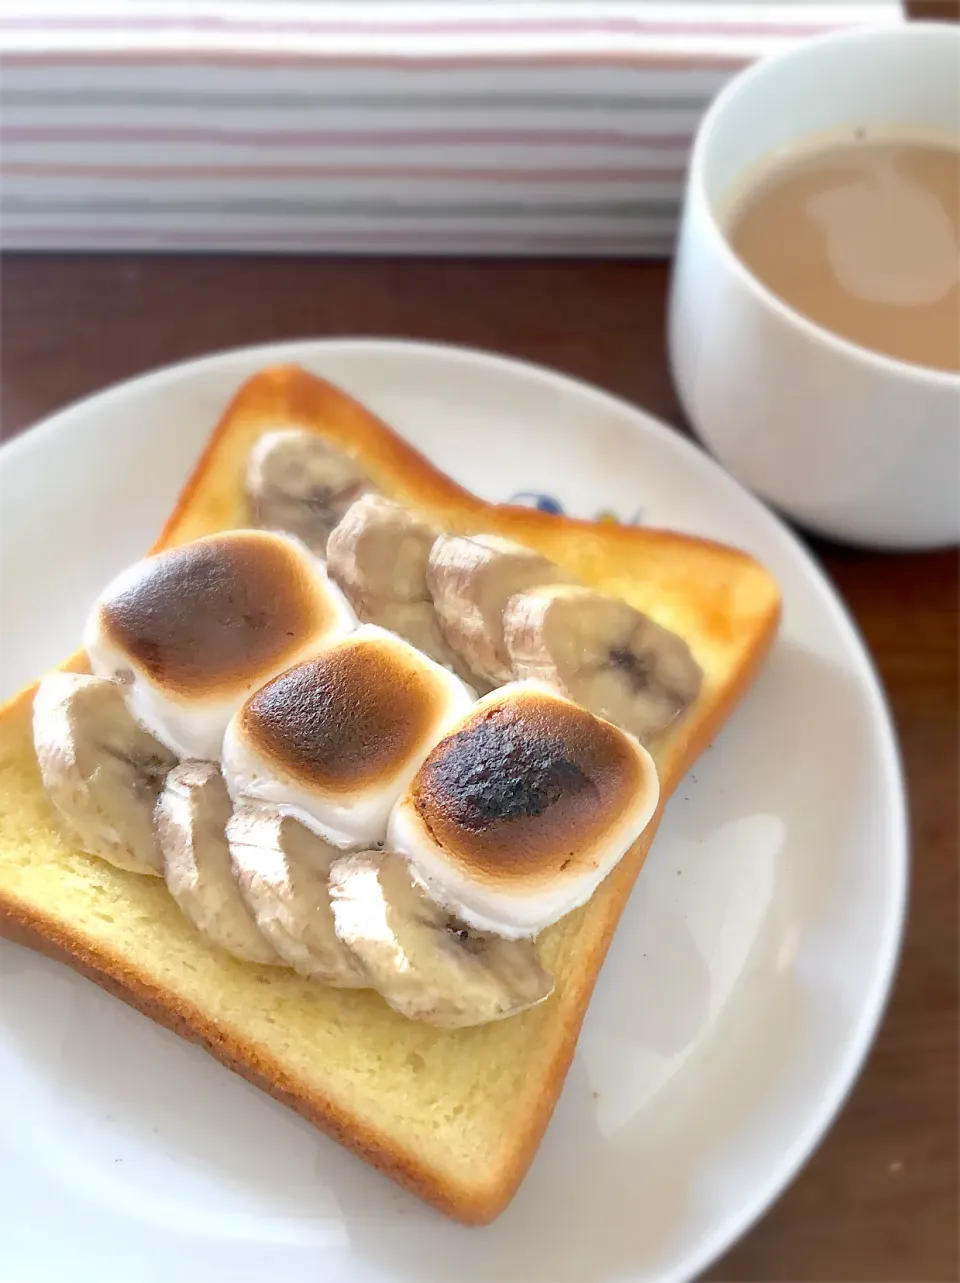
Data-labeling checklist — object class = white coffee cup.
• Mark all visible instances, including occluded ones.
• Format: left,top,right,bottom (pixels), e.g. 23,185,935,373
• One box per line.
669,23,960,549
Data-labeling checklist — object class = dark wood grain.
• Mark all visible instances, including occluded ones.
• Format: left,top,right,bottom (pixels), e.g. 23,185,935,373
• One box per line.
907,0,960,21
0,254,956,1282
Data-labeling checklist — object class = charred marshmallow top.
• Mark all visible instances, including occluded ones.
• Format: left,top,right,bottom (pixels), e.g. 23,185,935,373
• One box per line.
388,682,660,938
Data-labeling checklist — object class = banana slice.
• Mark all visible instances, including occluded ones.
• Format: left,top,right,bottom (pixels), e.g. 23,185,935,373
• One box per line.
329,849,554,1028
32,671,177,875
326,494,475,682
327,494,437,604
157,762,282,965
226,805,367,987
246,428,375,554
502,584,703,743
426,534,574,687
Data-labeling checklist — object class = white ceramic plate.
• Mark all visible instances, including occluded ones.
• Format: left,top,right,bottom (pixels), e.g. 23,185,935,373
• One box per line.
0,341,906,1283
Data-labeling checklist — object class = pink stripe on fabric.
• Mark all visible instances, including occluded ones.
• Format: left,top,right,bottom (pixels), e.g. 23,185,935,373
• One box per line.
0,15,848,38
1,162,687,182
1,50,751,70
2,126,693,150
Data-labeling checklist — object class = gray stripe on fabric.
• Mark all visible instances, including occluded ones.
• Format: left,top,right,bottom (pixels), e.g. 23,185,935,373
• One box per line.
0,89,708,113
1,196,682,219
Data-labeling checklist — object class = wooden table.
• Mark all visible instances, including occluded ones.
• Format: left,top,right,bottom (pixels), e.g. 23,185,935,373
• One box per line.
1,255,956,1282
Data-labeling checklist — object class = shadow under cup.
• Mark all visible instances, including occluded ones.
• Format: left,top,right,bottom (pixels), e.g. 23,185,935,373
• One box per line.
669,24,960,550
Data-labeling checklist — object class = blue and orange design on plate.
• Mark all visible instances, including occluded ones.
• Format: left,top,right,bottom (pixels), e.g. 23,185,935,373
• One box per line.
508,491,644,526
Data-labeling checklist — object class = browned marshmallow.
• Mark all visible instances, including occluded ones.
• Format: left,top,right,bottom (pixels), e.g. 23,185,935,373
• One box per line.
387,682,659,937
84,530,355,759
221,625,474,848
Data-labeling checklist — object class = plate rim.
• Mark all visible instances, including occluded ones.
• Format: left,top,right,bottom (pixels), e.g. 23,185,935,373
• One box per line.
0,336,908,1283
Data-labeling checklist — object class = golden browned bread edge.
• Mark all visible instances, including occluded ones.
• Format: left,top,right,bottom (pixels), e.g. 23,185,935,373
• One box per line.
0,895,479,1218
0,364,781,1224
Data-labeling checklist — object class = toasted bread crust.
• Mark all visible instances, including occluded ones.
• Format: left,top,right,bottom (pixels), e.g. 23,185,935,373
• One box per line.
0,364,780,1224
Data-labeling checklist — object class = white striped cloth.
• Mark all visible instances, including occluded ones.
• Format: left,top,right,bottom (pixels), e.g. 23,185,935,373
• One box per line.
0,1,904,257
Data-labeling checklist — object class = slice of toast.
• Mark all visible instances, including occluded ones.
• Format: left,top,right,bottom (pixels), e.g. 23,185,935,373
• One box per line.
0,365,781,1223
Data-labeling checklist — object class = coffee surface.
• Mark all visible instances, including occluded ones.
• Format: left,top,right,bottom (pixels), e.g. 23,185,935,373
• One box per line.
727,138,960,373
